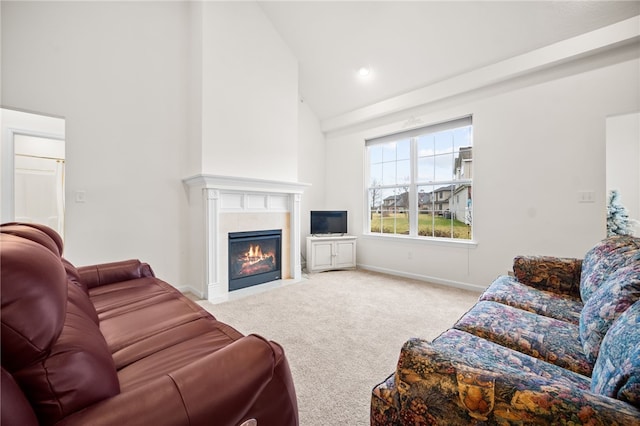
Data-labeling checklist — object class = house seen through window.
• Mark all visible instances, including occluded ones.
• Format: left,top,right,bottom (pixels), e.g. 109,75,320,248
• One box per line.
366,116,473,240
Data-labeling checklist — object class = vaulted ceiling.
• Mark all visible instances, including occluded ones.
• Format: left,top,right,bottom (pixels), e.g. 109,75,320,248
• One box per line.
259,1,640,122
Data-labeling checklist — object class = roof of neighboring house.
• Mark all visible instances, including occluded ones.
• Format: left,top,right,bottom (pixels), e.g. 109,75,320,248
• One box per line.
454,146,472,171
453,183,471,195
383,192,409,207
432,184,455,193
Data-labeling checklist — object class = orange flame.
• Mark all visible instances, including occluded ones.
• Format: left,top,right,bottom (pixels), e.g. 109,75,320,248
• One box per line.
245,244,265,264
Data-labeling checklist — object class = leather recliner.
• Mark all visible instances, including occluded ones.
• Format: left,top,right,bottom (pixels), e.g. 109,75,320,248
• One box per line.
0,222,298,426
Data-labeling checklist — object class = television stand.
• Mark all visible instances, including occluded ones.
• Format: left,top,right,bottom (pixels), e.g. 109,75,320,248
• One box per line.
306,235,357,273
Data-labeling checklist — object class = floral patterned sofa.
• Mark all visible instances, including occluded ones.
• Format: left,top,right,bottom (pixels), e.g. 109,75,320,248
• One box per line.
371,235,640,425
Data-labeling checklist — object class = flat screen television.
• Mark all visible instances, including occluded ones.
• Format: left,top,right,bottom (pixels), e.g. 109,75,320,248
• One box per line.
311,210,347,235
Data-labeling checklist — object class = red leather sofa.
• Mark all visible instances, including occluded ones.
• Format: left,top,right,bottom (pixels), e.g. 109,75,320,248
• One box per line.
1,222,298,426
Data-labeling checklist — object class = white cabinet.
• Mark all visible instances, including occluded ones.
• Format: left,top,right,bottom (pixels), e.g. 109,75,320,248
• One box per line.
306,235,357,273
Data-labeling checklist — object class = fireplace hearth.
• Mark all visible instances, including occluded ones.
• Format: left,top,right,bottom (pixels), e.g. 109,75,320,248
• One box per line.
228,229,282,291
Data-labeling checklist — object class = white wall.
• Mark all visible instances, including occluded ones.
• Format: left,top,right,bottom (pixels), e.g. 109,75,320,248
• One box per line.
607,112,640,236
2,2,190,285
199,2,298,183
324,57,640,289
1,1,303,290
297,99,326,260
186,1,204,178
5,1,636,292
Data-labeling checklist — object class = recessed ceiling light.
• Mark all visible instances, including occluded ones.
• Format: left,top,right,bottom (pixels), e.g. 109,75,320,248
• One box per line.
357,67,371,77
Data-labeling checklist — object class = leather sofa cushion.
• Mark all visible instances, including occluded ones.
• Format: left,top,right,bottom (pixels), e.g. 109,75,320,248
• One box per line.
112,317,242,370
0,222,63,257
117,322,245,391
89,277,179,318
1,228,119,424
1,367,38,426
15,283,120,424
99,296,206,354
1,234,67,371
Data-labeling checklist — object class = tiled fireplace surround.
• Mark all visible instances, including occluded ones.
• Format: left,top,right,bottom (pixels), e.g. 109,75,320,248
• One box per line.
184,174,308,303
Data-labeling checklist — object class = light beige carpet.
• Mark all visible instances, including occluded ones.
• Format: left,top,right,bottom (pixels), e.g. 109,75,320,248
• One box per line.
198,269,481,426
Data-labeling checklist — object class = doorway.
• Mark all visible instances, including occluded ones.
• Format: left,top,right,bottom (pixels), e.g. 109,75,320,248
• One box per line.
606,111,640,236
1,109,66,236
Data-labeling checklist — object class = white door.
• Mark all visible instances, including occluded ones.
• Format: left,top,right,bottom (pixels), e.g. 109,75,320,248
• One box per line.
14,155,65,235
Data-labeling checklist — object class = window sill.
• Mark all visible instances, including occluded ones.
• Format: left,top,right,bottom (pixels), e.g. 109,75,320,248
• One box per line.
361,233,478,248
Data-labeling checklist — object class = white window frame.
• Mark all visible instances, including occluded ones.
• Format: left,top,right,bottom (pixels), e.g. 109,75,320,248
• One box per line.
365,116,473,242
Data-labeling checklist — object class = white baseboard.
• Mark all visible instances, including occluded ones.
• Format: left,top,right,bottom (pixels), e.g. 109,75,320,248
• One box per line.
357,263,486,293
177,285,205,299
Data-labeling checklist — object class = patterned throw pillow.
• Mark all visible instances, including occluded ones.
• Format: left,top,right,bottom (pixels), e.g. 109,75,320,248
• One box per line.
591,300,640,408
579,264,640,363
580,236,640,303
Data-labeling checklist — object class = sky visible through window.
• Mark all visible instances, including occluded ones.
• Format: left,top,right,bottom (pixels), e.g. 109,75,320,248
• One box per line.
369,126,472,190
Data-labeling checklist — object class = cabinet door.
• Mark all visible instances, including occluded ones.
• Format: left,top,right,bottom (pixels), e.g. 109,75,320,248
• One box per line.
311,241,334,270
335,240,356,268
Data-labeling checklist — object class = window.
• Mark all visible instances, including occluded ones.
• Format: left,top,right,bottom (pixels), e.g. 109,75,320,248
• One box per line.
366,116,473,240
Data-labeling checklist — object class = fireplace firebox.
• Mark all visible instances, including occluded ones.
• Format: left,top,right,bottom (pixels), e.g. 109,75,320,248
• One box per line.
228,229,282,291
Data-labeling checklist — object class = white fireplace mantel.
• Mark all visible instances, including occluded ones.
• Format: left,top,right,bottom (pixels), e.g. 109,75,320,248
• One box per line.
184,174,310,195
184,174,309,303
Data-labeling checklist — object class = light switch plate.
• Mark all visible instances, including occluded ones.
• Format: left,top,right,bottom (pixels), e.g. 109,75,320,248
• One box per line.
578,191,595,203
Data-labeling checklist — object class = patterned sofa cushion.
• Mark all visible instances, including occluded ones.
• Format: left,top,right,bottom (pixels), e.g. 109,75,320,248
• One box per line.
453,301,592,376
591,300,640,408
433,329,591,390
579,264,640,363
480,275,583,324
580,235,640,302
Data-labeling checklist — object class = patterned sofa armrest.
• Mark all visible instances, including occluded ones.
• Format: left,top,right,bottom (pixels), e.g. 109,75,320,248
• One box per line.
371,338,640,425
513,255,582,297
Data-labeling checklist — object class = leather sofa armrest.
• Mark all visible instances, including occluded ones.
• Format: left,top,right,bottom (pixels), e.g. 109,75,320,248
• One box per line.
385,338,640,425
512,255,582,297
77,259,155,289
57,335,277,426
